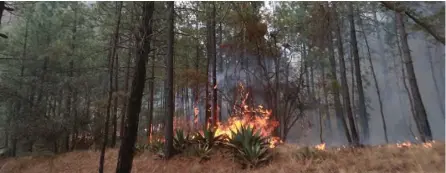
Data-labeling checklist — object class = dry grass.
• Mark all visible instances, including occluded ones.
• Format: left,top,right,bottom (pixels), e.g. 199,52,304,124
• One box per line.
0,142,444,173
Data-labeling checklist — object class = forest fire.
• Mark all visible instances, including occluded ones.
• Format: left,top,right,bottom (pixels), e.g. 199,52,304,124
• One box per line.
167,83,283,148
210,83,282,148
213,103,282,148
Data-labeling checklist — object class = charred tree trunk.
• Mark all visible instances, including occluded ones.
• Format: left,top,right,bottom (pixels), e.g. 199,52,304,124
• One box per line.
395,12,432,142
115,2,154,173
348,2,368,143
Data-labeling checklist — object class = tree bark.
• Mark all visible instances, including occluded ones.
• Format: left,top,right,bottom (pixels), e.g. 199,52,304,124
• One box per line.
210,2,218,127
395,12,432,142
348,2,368,143
164,1,175,159
115,2,154,173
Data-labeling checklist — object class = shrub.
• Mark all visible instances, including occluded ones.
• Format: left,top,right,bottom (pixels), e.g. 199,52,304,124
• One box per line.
173,129,191,152
226,125,272,168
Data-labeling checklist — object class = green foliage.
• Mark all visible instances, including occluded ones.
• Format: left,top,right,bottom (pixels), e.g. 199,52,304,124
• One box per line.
226,125,272,168
148,140,165,153
173,129,191,152
192,127,225,148
190,142,212,161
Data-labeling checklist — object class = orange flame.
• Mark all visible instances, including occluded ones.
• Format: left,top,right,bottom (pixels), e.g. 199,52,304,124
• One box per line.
213,84,281,148
315,143,326,150
396,141,412,148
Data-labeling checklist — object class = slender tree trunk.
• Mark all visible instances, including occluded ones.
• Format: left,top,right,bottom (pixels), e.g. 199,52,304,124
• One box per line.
147,54,155,141
358,13,388,143
394,26,417,139
204,2,212,129
111,52,120,147
210,2,218,127
99,2,122,173
193,17,200,129
121,35,132,142
327,21,352,145
425,42,444,118
395,12,432,142
115,2,154,173
332,2,358,145
348,2,368,144
321,61,331,142
218,22,223,121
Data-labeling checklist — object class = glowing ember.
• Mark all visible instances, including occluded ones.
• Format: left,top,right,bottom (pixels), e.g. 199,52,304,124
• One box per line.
315,143,326,150
396,141,412,148
423,142,432,148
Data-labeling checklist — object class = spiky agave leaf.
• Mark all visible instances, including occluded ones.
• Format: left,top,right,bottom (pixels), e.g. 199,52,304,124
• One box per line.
174,129,191,152
227,124,272,168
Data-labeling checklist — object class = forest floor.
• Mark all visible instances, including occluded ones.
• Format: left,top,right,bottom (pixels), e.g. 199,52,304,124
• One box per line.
0,142,443,173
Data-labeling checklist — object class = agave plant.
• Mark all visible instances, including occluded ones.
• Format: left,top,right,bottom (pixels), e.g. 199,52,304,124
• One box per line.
192,142,212,161
173,129,191,152
227,125,272,168
148,139,165,153
192,127,225,148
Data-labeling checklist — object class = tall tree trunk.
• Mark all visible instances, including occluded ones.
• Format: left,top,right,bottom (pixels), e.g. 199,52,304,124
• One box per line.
67,3,78,151
425,42,444,118
327,19,352,145
111,52,120,147
395,12,432,142
210,2,218,127
147,54,155,141
332,2,358,145
99,2,123,173
358,13,388,143
348,2,368,143
394,23,417,139
115,2,154,173
193,15,200,129
204,2,212,129
121,34,132,142
218,22,223,121
321,61,331,142
164,1,175,159
373,9,390,93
